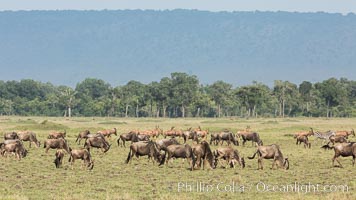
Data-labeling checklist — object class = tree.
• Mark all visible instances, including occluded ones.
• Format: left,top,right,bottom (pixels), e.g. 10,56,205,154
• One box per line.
207,81,233,117
59,86,77,117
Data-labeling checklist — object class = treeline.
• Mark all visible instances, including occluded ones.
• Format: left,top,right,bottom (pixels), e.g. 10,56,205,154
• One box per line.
0,72,355,118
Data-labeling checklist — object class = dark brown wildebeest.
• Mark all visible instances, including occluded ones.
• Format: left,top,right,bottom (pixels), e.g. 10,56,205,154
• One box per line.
84,136,111,153
218,131,239,146
48,130,66,139
43,138,71,154
162,144,196,171
0,141,28,160
237,132,263,146
75,130,91,145
182,128,198,144
296,135,311,149
54,149,65,168
117,132,149,147
156,138,180,151
213,147,245,169
192,141,215,170
97,128,117,139
327,135,348,146
4,132,18,140
68,148,94,170
125,141,163,164
330,142,356,168
248,144,289,170
335,129,355,138
17,131,40,148
210,132,220,145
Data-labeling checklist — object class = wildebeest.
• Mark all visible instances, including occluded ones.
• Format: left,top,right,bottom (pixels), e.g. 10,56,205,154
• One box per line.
192,141,215,170
68,148,94,170
44,138,71,154
17,131,40,148
97,128,117,138
0,141,28,160
327,142,356,168
327,135,348,145
213,147,245,169
237,131,263,146
125,141,163,165
54,149,65,168
75,130,91,145
218,131,239,146
296,135,311,148
48,130,66,139
84,136,111,153
156,138,180,151
248,144,289,170
162,144,196,171
4,132,18,140
117,132,149,147
335,129,355,138
210,132,220,145
182,128,198,144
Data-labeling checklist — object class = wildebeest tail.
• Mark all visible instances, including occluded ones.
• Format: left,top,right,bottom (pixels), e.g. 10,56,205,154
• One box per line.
321,144,334,150
117,137,121,147
125,147,132,164
248,150,258,159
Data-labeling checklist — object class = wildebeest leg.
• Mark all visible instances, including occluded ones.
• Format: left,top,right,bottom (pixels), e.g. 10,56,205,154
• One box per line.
353,155,355,166
258,157,263,170
332,155,343,168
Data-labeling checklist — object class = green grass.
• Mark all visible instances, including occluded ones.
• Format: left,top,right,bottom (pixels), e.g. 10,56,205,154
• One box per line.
0,116,356,199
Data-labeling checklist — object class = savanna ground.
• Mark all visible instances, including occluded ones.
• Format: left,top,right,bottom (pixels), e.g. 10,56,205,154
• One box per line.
0,116,355,200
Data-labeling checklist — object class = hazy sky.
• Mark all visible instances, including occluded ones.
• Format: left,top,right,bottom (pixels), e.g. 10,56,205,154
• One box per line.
0,0,356,14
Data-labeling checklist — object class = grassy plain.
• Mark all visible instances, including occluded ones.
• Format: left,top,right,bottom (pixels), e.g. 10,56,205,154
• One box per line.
0,116,355,200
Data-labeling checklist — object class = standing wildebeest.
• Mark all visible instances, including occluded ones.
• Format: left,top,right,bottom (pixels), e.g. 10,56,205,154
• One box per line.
296,135,311,149
84,136,111,153
117,132,149,147
4,132,18,140
192,141,215,170
327,135,348,145
75,130,91,145
97,128,117,139
335,129,355,138
182,128,198,144
17,131,40,148
48,130,66,139
0,141,28,160
237,132,263,146
210,132,220,145
126,141,163,164
213,147,245,169
68,148,94,170
54,149,65,168
218,131,239,146
162,144,196,171
44,138,71,154
156,138,180,151
324,142,356,168
248,144,289,170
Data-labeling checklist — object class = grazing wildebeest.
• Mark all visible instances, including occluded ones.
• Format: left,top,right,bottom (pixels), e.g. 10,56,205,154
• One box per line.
248,144,289,170
296,135,311,148
156,138,180,151
84,136,111,153
327,135,348,145
17,131,40,148
75,130,91,145
213,147,245,169
117,132,149,147
162,144,196,171
182,128,198,144
237,132,263,146
192,141,215,170
210,132,220,145
126,141,163,164
97,128,117,138
54,149,65,168
218,131,239,146
335,129,355,138
68,148,94,170
44,138,71,154
4,132,18,140
0,141,27,160
326,142,356,168
48,130,66,139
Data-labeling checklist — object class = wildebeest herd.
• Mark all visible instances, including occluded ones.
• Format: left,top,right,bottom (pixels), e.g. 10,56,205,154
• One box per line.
1,125,355,171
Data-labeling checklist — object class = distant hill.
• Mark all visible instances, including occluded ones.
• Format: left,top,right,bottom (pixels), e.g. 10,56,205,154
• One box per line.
0,10,355,87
